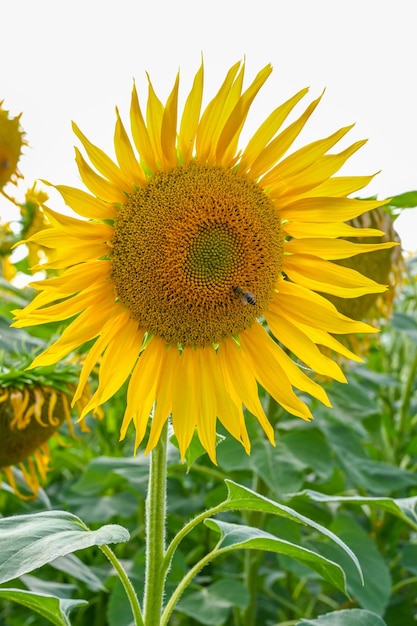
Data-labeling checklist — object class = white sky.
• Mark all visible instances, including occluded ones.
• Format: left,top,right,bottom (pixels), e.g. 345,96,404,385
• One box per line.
1,0,416,250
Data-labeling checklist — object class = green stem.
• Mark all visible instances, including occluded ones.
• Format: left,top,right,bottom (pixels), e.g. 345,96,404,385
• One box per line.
161,501,226,580
240,473,266,626
143,421,169,625
100,544,144,626
161,545,222,626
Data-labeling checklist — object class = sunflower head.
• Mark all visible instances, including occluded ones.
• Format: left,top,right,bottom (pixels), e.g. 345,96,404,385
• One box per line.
327,207,404,324
0,102,25,194
13,61,398,463
0,355,99,498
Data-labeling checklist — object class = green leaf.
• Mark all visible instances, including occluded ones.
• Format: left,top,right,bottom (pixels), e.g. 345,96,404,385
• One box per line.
0,510,129,584
0,315,44,351
392,312,417,343
300,490,417,530
319,420,417,494
281,427,334,479
176,579,249,625
72,456,150,494
50,554,106,591
313,513,391,615
205,519,348,594
387,190,417,210
0,588,87,626
297,607,387,625
249,439,305,495
220,480,362,584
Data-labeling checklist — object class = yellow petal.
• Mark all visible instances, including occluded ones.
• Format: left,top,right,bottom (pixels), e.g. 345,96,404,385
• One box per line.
284,254,387,297
114,108,146,185
239,87,309,172
217,338,274,444
52,184,117,220
72,122,132,190
179,61,204,164
283,221,385,239
265,310,346,382
279,197,388,223
267,140,367,198
195,61,242,163
285,238,398,260
262,124,355,188
171,346,201,460
274,280,378,334
83,317,143,413
146,74,165,166
130,82,158,172
75,148,127,203
239,324,314,420
195,348,218,464
248,92,324,179
161,73,180,168
216,64,272,166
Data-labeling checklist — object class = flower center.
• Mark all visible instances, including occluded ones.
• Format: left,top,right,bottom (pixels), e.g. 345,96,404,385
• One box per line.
111,163,283,346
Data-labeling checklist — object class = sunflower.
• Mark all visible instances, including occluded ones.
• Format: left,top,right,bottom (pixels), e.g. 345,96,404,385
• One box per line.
327,207,403,324
0,101,25,197
0,356,97,498
13,62,397,463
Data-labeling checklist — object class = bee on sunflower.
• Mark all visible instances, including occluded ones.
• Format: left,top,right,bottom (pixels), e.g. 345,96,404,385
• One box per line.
13,61,398,462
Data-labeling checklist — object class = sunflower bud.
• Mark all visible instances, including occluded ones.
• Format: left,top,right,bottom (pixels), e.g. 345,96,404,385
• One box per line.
0,384,72,498
0,102,25,194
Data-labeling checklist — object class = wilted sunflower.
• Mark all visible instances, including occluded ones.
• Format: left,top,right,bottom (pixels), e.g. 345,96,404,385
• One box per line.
13,62,397,462
0,101,25,197
0,357,97,498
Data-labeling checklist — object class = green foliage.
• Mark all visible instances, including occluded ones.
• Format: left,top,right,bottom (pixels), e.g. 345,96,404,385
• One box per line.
1,252,417,624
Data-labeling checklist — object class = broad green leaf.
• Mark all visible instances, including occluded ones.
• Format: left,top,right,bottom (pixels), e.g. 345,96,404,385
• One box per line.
327,378,379,419
297,607,387,625
69,492,139,524
0,588,87,626
220,480,362,583
391,311,417,343
50,554,106,591
205,519,347,594
281,427,334,480
249,439,305,495
319,420,417,494
176,579,249,625
0,510,129,584
0,315,44,351
312,513,391,615
72,456,150,494
300,490,417,530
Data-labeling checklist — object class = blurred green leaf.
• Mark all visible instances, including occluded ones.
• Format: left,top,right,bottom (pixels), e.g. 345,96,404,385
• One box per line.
249,439,305,495
0,588,87,626
313,513,391,615
50,554,106,592
0,315,44,351
72,456,150,495
297,607,387,625
176,579,249,625
300,490,417,530
391,312,417,343
0,510,129,584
